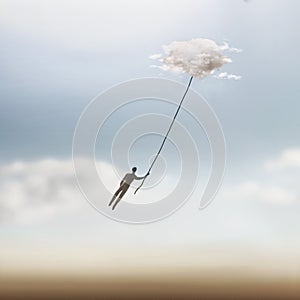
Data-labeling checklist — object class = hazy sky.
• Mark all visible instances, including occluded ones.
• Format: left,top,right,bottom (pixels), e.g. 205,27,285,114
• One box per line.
0,0,300,277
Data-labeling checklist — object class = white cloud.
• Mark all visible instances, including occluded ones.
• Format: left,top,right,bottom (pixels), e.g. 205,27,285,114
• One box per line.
265,148,300,170
0,158,179,223
1,149,298,225
150,38,241,79
0,159,87,223
221,149,300,206
222,181,297,205
214,72,242,80
220,41,243,53
149,54,162,60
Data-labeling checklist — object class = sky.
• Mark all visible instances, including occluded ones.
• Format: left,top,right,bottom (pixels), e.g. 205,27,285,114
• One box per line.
0,0,300,279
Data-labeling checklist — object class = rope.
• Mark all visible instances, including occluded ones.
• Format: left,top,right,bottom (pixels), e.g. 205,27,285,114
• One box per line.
134,76,193,195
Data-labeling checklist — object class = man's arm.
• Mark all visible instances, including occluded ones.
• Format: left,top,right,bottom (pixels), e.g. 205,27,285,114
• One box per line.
135,172,150,180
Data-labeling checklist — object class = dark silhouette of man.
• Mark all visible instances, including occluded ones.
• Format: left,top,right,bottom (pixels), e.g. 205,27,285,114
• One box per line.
109,167,149,210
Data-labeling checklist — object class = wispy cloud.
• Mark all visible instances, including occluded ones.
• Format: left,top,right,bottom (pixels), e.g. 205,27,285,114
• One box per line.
220,41,243,53
214,72,242,80
149,54,162,60
222,181,297,205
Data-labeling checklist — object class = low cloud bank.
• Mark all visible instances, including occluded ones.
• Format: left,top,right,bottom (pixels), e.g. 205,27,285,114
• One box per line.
0,150,298,224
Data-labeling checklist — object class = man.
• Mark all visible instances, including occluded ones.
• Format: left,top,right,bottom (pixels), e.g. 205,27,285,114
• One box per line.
109,167,149,210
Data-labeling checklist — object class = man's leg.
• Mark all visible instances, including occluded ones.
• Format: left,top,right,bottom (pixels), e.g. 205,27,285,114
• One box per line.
112,185,129,210
109,186,122,206
112,197,122,210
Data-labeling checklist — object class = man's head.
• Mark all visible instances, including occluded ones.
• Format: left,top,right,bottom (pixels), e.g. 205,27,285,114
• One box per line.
132,167,137,173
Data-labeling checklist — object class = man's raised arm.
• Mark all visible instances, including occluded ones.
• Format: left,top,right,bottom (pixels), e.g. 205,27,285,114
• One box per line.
135,172,150,180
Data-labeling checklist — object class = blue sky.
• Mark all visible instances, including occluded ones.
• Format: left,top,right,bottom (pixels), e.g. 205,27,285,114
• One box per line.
0,0,300,277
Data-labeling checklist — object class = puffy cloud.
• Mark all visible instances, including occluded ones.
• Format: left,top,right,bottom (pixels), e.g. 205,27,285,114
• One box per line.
264,148,300,170
0,159,122,224
150,38,241,79
221,149,300,206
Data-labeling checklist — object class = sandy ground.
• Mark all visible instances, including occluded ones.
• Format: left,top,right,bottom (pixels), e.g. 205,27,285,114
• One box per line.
0,275,299,299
